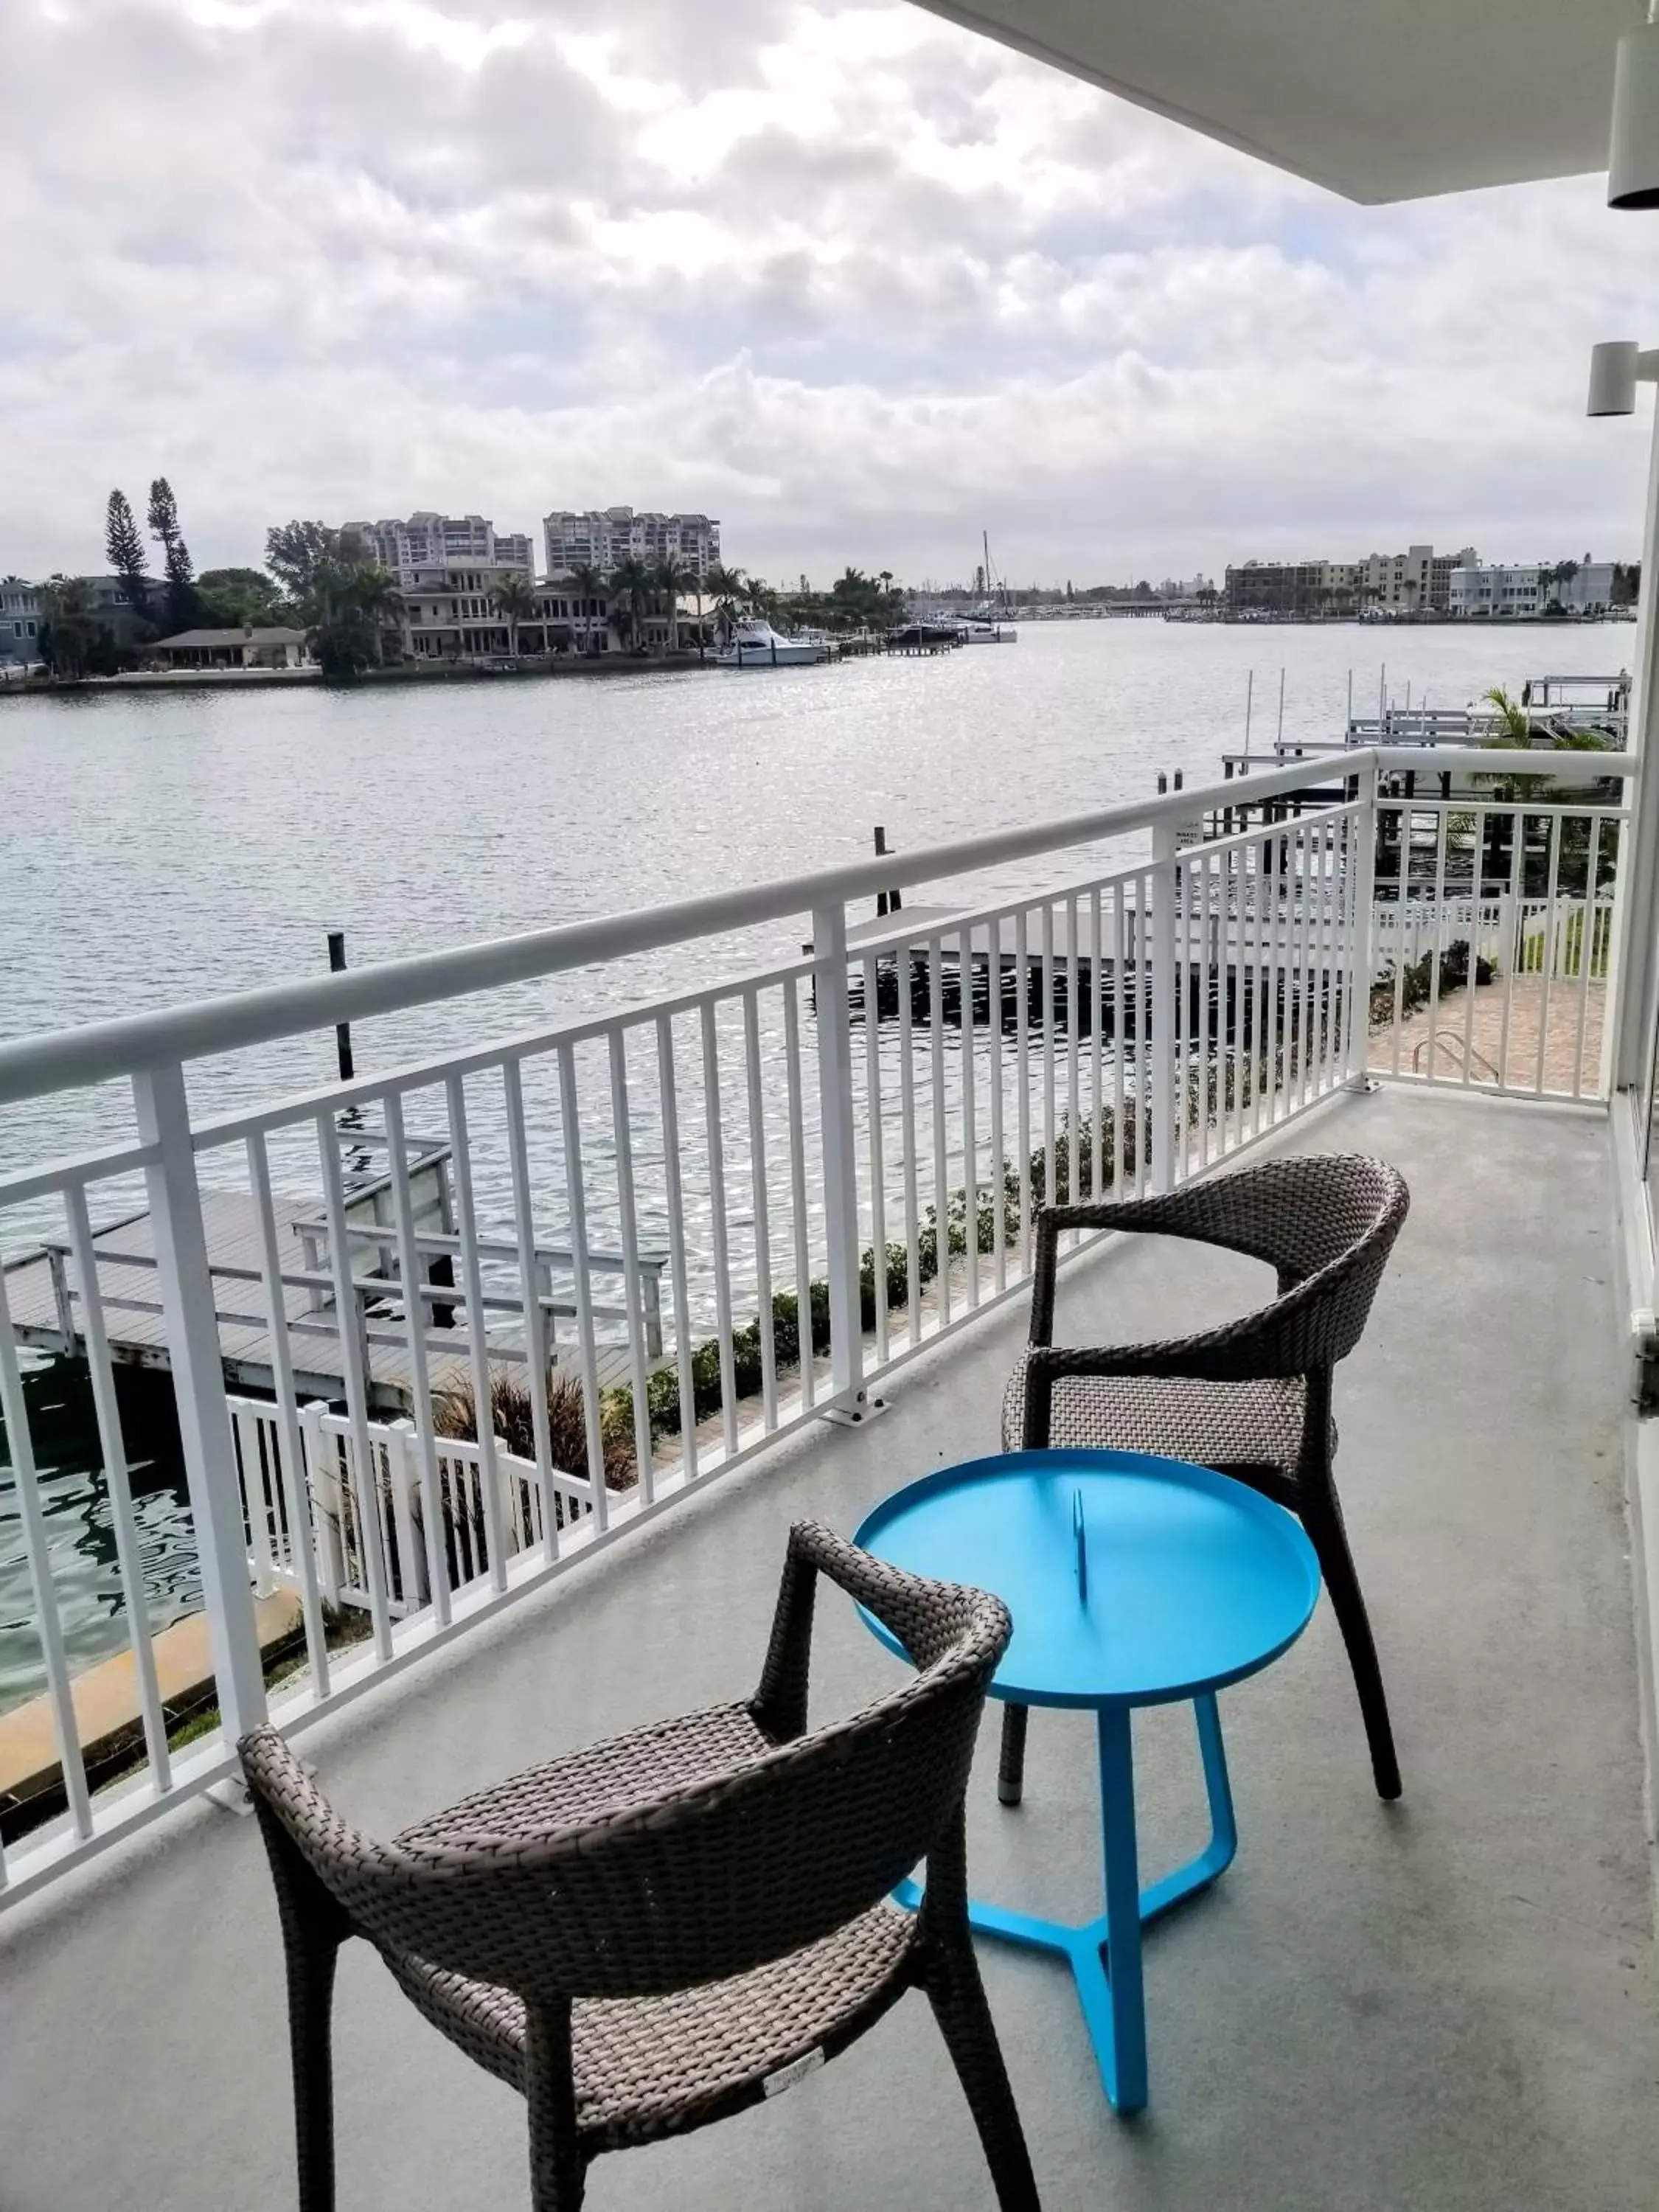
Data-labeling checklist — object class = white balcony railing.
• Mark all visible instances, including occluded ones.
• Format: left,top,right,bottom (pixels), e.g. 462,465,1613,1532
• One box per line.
0,745,1635,1905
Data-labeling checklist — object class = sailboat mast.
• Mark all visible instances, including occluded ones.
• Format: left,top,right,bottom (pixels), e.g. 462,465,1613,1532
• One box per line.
982,529,992,607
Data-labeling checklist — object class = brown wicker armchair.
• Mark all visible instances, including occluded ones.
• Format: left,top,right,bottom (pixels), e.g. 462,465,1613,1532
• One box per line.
240,1520,1040,2212
998,1153,1410,1804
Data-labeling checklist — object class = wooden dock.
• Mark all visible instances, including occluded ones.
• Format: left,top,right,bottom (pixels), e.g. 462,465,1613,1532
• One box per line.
1,1155,671,1414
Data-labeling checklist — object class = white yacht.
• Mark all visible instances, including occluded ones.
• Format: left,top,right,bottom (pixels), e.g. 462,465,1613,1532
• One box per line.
959,618,1018,644
717,619,825,668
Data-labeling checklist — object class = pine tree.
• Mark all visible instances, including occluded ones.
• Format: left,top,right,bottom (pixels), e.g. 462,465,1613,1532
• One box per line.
104,489,150,617
148,477,198,629
147,476,180,560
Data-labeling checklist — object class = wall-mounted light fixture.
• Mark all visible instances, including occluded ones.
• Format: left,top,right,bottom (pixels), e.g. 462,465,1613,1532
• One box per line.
1610,6,1659,209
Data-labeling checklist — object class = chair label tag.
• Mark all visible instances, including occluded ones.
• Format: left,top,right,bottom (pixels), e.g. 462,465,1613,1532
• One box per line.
763,2048,826,2098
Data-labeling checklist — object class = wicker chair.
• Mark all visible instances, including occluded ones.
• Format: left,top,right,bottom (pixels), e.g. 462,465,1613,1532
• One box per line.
998,1153,1410,1806
240,1520,1040,2212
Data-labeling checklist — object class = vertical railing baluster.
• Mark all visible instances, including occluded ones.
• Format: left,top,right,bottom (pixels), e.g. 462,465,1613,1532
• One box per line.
988,917,1007,1295
929,933,950,1329
1090,888,1105,1199
380,1091,452,1619
1197,852,1215,1168
1119,880,1133,1194
960,925,980,1307
780,981,815,1404
247,1133,331,1686
1424,810,1450,1087
810,902,863,1409
863,953,889,1361
656,1012,703,1461
1462,810,1485,1086
1015,908,1033,1262
65,1183,171,1787
740,990,778,1430
1065,894,1081,1225
1573,814,1603,1099
609,1029,658,1494
501,1060,560,1559
1535,814,1563,1096
1345,777,1379,1091
1151,822,1178,1192
554,1042,609,1526
316,1110,394,1654
0,1256,94,1836
897,931,922,1337
700,1002,740,1455
445,1074,509,1588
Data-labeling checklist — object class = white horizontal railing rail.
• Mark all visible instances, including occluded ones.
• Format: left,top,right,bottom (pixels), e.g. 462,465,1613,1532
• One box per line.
0,743,1635,1907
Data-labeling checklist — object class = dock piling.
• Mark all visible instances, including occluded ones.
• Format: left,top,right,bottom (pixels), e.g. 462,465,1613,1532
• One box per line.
327,928,354,1081
874,827,902,918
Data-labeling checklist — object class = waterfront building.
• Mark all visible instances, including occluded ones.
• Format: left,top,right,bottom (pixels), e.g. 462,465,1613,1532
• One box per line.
344,512,535,585
11,574,153,648
1225,544,1479,616
398,560,546,661
0,577,41,663
541,507,720,580
1448,559,1619,617
150,625,312,669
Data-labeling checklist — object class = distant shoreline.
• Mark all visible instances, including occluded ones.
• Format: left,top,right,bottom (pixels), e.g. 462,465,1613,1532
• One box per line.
0,652,722,701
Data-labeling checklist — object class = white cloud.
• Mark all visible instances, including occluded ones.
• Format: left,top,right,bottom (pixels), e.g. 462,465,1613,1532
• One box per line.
1,0,1652,586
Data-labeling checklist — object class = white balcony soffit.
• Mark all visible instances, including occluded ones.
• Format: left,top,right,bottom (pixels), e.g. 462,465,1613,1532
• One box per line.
910,0,1641,203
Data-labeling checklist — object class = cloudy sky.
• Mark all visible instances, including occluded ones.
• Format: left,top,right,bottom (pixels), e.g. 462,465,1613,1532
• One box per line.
4,0,1655,589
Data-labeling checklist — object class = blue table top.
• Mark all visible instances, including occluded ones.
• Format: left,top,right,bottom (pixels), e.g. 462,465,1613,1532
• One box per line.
854,1450,1321,1708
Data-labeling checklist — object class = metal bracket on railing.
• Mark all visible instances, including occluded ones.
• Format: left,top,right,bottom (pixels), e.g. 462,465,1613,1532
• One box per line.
815,1385,887,1428
205,1774,254,1817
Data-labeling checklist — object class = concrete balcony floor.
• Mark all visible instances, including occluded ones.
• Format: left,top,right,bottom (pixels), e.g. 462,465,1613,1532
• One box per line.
4,1085,1657,2211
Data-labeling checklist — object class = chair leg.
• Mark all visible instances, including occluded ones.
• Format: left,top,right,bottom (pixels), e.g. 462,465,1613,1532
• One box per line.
998,1703,1029,1807
525,1999,587,2212
925,1940,1042,2211
283,1930,341,2212
1304,1495,1401,1801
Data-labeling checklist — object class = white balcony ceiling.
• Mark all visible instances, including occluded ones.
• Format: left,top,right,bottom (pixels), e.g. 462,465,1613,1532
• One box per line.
911,0,1641,202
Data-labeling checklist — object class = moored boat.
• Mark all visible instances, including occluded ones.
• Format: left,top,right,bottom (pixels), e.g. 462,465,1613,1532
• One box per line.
717,619,824,668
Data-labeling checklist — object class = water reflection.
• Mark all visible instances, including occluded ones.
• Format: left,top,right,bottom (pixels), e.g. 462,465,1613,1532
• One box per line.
0,1356,199,1714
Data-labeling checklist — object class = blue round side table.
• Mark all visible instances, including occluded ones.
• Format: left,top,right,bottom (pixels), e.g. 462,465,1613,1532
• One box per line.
855,1447,1321,2115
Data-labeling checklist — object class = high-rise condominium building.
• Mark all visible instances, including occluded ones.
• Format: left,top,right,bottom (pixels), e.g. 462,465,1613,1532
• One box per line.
344,512,535,585
542,507,720,581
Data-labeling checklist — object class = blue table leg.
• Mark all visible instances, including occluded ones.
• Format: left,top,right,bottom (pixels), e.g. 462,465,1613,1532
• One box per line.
1138,1691,1237,1926
1086,1701,1147,2111
897,1691,1237,2115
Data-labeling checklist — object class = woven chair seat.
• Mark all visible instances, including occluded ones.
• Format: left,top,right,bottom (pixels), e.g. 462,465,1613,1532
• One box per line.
383,1899,916,2148
1002,1354,1331,1475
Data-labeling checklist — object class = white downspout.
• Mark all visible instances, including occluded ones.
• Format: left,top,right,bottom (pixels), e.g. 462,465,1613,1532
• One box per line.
1607,363,1659,1101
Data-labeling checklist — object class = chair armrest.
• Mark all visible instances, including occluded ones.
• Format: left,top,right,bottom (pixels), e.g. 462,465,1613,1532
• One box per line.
750,1520,975,1742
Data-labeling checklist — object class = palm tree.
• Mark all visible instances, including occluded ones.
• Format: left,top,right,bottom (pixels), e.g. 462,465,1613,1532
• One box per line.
706,563,745,643
655,554,692,655
335,563,403,665
493,571,535,658
569,563,605,655
608,557,654,652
